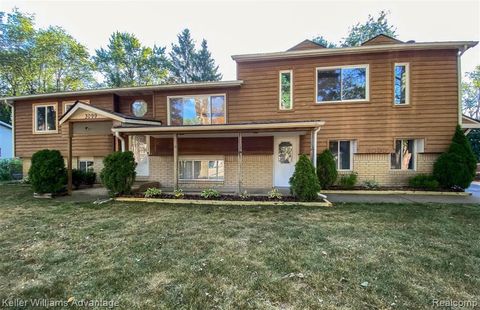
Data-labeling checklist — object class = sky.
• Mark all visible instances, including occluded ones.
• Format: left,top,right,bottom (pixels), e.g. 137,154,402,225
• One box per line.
1,0,479,81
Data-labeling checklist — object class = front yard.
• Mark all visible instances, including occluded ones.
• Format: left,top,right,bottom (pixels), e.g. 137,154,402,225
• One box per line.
0,184,479,309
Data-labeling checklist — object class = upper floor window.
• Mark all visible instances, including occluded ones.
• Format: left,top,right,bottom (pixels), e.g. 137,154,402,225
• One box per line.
394,63,409,105
168,94,226,125
132,100,148,117
34,103,57,134
279,70,293,110
63,100,90,114
316,65,369,103
329,140,355,170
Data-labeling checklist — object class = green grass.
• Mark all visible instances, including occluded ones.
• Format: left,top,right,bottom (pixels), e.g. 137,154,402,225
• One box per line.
0,184,479,309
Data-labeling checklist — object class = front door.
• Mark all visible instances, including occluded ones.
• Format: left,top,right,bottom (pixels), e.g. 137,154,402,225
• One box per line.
274,136,299,187
130,135,149,177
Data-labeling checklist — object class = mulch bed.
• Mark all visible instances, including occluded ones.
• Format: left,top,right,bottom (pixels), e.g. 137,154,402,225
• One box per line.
326,186,461,192
126,193,303,202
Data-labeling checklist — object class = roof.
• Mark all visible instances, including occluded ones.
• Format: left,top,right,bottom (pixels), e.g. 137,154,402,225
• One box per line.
462,114,480,129
1,80,244,103
287,39,326,51
0,120,12,130
232,41,478,62
59,101,162,126
361,34,404,46
112,120,325,133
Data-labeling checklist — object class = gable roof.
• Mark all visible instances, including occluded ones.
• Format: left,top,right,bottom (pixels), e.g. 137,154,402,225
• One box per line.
232,40,477,62
361,34,404,46
0,120,12,130
58,101,162,126
287,39,326,51
462,114,480,129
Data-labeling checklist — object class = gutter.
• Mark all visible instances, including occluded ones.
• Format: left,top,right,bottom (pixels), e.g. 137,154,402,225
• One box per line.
457,44,468,126
3,100,14,158
114,131,126,152
312,127,321,168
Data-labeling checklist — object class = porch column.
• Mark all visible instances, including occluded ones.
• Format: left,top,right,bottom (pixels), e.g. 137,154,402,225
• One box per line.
67,121,73,195
173,133,178,190
237,133,243,194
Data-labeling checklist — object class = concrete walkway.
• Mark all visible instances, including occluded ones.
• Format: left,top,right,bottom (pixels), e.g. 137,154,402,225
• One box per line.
466,181,480,198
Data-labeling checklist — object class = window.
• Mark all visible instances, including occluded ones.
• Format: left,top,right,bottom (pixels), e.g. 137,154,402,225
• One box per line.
316,65,368,103
179,159,224,181
63,100,90,114
278,141,293,163
329,140,353,170
78,160,94,173
391,139,415,170
34,103,57,133
168,94,226,125
132,100,148,117
279,70,293,110
394,63,409,105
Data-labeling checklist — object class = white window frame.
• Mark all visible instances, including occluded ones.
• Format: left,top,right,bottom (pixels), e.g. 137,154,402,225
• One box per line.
78,159,94,173
390,139,416,171
33,102,58,134
315,64,370,104
329,140,354,171
393,63,410,105
63,100,90,115
167,94,227,126
279,70,293,110
178,156,225,182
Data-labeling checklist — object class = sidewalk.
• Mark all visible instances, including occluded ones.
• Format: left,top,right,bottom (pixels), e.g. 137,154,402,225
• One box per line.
327,193,480,204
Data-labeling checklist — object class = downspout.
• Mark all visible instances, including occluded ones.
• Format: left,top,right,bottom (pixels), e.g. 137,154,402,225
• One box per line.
114,131,125,152
457,45,468,126
4,100,14,158
312,127,321,169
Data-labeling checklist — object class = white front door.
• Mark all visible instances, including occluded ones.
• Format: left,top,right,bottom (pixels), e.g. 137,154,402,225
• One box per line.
274,136,299,187
130,135,149,177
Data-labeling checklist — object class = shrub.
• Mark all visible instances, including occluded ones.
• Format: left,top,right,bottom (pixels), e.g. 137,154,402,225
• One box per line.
316,150,338,189
433,125,477,189
173,188,184,199
289,154,321,201
363,179,379,189
267,188,283,200
200,188,220,199
239,190,250,200
84,171,96,187
144,187,162,198
100,151,136,196
28,149,66,194
0,159,22,181
408,174,440,191
72,169,85,189
338,172,358,189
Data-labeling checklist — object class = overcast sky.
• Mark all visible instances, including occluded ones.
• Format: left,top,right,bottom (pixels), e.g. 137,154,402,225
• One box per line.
1,0,479,80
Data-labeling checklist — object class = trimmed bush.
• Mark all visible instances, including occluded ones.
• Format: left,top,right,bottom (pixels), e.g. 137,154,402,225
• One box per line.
100,151,136,196
338,172,358,189
316,150,338,189
408,174,439,191
28,149,66,194
289,154,321,201
0,158,22,181
72,169,85,189
84,171,96,187
433,125,477,189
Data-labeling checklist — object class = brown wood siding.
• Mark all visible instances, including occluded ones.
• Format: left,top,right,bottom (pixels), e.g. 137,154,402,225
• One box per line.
233,49,459,154
150,136,273,156
14,94,114,157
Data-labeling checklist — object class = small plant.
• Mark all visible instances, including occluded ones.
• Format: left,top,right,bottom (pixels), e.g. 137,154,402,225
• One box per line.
239,190,250,200
338,172,358,189
408,174,440,191
173,188,184,199
144,187,162,198
84,171,96,187
363,179,379,190
289,154,321,201
28,149,67,194
200,188,221,199
267,188,283,200
72,169,86,189
100,151,136,196
316,150,338,189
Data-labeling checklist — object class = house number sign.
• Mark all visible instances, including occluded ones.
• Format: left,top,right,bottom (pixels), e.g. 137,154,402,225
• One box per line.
84,113,98,119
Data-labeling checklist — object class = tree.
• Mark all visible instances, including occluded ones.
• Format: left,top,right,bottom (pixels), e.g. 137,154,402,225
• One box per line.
170,29,222,83
94,32,169,87
289,154,321,201
462,66,480,119
433,125,477,189
316,150,338,189
193,39,222,82
467,129,480,161
341,10,397,47
0,103,11,124
311,35,337,48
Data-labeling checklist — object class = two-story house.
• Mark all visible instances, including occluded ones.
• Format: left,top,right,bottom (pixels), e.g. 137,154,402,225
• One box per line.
1,35,477,193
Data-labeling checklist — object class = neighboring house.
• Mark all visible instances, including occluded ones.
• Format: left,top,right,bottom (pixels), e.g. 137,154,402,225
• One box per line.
0,121,13,159
0,34,478,193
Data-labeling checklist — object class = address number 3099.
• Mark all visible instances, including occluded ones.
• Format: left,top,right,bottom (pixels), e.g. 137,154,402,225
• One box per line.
84,113,98,119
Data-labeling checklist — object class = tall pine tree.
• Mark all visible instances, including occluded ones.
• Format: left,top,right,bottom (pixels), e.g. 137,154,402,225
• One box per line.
193,40,222,82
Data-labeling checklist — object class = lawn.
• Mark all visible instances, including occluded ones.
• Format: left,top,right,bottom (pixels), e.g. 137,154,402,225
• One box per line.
0,184,479,309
